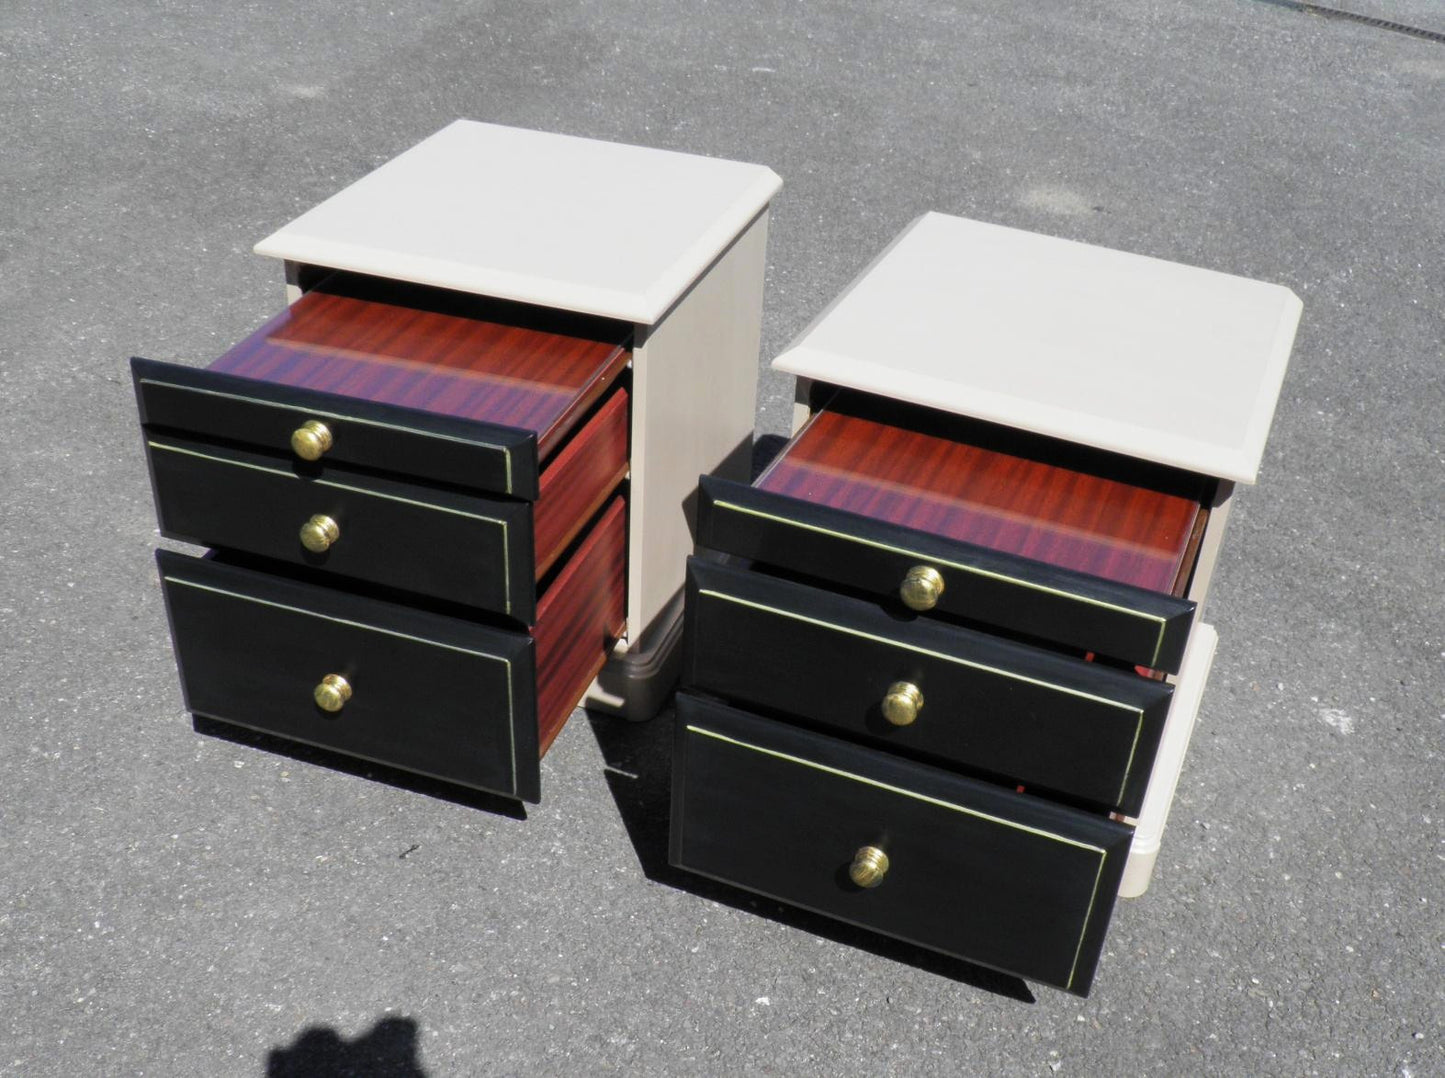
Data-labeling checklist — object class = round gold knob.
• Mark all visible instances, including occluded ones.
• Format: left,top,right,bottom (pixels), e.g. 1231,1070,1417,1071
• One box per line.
849,845,890,889
291,420,333,461
899,565,945,611
881,681,924,727
299,514,340,553
313,673,351,713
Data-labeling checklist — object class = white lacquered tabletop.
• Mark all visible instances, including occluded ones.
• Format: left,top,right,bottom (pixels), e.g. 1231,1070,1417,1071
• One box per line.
773,213,1302,484
255,120,781,326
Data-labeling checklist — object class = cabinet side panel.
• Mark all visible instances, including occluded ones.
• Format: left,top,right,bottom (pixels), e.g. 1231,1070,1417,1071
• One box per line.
1182,481,1234,619
626,210,769,645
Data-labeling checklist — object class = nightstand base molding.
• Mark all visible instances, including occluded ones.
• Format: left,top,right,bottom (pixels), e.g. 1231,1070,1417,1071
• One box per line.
586,592,687,722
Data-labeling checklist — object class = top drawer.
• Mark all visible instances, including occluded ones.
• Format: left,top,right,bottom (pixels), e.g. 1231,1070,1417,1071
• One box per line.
698,395,1209,672
132,273,632,500
134,358,536,498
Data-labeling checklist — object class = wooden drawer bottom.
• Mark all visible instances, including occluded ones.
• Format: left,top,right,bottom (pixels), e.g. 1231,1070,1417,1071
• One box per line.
670,692,1134,995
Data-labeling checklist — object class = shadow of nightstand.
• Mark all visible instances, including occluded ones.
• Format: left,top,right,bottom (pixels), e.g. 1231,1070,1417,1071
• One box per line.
193,717,528,820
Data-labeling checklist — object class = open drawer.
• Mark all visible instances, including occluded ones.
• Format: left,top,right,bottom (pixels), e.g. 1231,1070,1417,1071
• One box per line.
698,392,1213,673
133,272,632,624
684,556,1174,815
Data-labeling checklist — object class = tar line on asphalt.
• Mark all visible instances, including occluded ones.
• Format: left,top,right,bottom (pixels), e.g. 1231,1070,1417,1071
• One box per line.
1257,0,1445,43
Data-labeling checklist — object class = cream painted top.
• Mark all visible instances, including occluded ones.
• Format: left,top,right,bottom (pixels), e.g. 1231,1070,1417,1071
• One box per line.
255,120,781,326
773,213,1302,484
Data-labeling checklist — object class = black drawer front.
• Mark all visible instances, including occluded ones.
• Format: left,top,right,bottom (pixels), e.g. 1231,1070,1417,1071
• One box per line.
146,433,536,622
670,694,1132,995
157,550,541,802
132,357,539,499
684,558,1172,815
697,476,1194,673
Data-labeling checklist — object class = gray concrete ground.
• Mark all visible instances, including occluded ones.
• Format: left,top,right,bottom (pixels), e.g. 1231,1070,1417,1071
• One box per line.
2,1,1441,1075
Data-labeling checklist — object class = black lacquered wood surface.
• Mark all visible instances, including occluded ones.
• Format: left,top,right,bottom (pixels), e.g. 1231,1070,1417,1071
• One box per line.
158,550,541,802
697,476,1196,674
146,433,536,622
670,693,1133,995
133,356,539,499
684,557,1173,815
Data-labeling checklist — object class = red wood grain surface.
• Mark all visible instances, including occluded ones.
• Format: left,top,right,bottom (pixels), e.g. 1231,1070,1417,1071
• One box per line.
209,284,630,460
533,387,630,578
759,407,1206,595
532,497,627,755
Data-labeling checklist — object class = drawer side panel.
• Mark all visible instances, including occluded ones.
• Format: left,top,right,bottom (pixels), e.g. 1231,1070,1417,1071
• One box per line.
533,497,629,754
534,387,630,577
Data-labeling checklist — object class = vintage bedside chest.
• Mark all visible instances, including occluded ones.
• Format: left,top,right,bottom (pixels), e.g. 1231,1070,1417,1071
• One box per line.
671,213,1301,994
133,121,780,802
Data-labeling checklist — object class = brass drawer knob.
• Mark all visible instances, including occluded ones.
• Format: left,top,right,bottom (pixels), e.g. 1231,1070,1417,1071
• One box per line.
291,420,333,461
313,673,352,713
881,681,924,726
849,845,890,889
899,564,945,611
299,514,340,553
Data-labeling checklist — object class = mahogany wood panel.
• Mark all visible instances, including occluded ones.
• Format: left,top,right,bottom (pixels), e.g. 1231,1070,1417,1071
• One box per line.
534,387,630,577
209,274,631,461
760,400,1208,596
533,497,628,755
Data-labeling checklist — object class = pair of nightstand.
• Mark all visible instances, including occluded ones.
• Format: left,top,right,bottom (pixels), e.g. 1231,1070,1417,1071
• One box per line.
133,125,1299,995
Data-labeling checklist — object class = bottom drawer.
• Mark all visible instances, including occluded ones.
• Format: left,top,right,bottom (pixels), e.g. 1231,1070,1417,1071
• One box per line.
670,692,1134,995
159,549,542,800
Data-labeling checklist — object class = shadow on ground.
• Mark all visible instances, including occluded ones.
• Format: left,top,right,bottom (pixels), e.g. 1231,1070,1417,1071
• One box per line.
194,718,527,820
266,1015,427,1077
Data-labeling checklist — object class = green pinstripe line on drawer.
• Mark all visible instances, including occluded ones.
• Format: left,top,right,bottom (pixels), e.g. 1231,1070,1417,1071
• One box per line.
698,587,1145,806
505,663,516,793
686,724,1107,849
686,722,1106,989
139,377,516,494
712,497,1169,668
165,575,520,793
699,588,1141,713
1114,718,1146,808
1066,851,1110,991
149,440,514,616
149,441,508,522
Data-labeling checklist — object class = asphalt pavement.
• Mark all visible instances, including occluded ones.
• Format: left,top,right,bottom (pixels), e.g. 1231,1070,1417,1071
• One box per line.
2,2,1441,1075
